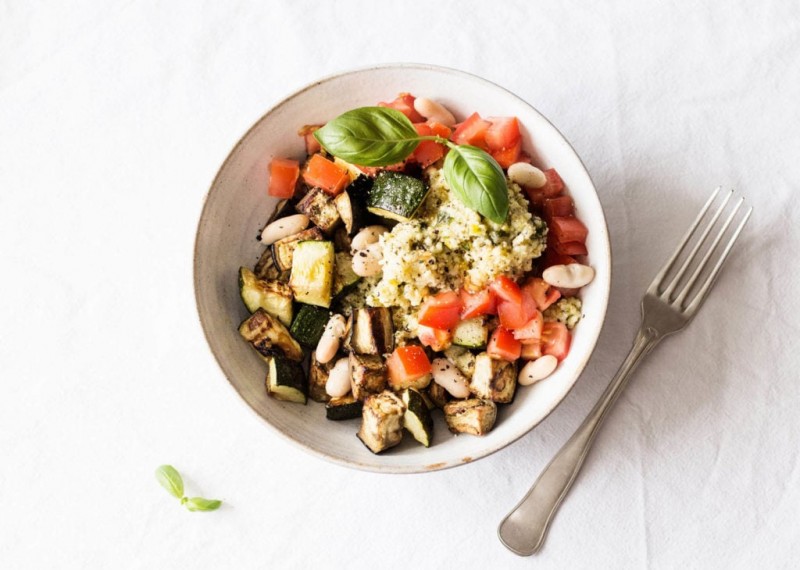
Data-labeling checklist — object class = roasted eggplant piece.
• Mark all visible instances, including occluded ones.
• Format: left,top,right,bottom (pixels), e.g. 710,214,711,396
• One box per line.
295,187,341,233
271,227,324,272
333,226,353,252
423,381,449,409
326,395,363,421
357,391,406,453
443,345,477,379
470,353,517,403
401,388,434,447
350,307,394,355
254,247,284,281
334,179,372,236
308,353,335,403
238,308,304,361
443,399,497,436
265,356,307,404
238,267,293,326
349,352,387,401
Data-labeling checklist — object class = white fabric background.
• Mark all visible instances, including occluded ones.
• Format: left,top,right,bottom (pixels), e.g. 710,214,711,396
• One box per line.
1,1,798,568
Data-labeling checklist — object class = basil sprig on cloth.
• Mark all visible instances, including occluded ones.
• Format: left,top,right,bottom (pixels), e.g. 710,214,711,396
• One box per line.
155,465,222,512
314,106,509,223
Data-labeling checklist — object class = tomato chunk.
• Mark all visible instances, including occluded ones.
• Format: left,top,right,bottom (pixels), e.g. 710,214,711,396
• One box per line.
417,325,452,352
541,322,571,361
487,327,522,361
543,196,574,220
550,216,588,244
386,346,432,384
451,112,492,149
491,138,522,168
460,288,497,319
552,240,588,256
411,123,446,167
540,168,565,197
417,291,463,330
302,154,350,195
513,310,544,341
267,158,300,199
298,125,322,156
523,278,561,311
485,117,521,152
497,290,538,329
541,249,578,269
489,275,522,305
427,121,452,139
378,93,424,122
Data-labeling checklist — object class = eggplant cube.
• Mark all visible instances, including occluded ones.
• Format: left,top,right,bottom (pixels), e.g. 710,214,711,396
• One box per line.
296,187,341,233
238,308,304,361
350,307,394,356
470,353,517,403
357,391,406,453
443,399,497,436
349,352,387,401
308,353,335,403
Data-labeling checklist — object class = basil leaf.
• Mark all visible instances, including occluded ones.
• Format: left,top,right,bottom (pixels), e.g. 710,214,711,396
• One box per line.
155,465,184,499
443,145,509,223
314,107,421,166
184,497,222,512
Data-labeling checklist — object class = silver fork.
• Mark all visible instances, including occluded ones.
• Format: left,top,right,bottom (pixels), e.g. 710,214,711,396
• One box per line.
498,188,752,556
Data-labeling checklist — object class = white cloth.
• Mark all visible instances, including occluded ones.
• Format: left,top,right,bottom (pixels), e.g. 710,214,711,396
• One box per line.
1,1,798,568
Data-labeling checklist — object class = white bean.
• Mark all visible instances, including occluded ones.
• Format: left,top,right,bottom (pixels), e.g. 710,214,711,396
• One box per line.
507,163,547,189
316,314,347,364
325,357,352,398
413,97,457,127
352,243,383,277
350,225,388,252
431,358,471,398
518,355,558,386
260,214,310,245
542,263,595,289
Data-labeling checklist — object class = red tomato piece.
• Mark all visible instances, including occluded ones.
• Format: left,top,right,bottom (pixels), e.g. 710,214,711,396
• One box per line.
411,123,446,167
550,216,589,244
543,196,574,220
520,341,542,360
525,187,547,210
513,310,544,341
541,249,578,269
451,112,492,149
417,291,463,330
417,325,453,352
523,278,561,311
386,346,432,384
378,93,425,122
489,275,522,305
540,168,565,197
485,117,521,151
302,154,350,195
541,322,571,361
460,288,497,319
552,240,588,256
497,292,537,330
491,138,522,168
487,327,522,362
427,121,452,139
305,133,321,155
267,158,300,199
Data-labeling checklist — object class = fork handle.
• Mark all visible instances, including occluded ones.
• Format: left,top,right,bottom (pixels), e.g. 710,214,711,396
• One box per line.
498,327,660,556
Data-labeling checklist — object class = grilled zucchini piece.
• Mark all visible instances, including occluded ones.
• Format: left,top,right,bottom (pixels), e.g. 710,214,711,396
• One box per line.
357,391,406,453
326,395,363,421
443,399,497,435
238,308,304,361
271,227,324,272
296,187,341,233
453,317,488,349
309,353,334,403
290,240,335,308
424,381,449,409
470,353,517,403
332,252,361,298
350,307,394,355
334,180,372,236
444,345,477,379
238,267,294,326
401,388,434,447
367,171,429,222
349,352,387,400
265,356,307,404
290,304,332,347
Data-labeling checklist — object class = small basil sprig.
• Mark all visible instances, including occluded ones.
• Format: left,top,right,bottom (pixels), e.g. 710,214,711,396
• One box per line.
155,465,222,512
314,106,509,223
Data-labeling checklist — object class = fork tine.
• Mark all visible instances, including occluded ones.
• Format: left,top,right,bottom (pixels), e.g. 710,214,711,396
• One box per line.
649,187,721,293
684,206,752,314
674,196,745,307
661,189,733,298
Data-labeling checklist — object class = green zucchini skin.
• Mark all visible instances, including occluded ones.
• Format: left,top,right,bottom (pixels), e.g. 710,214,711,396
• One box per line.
238,267,294,326
290,304,332,347
332,252,361,299
367,171,429,222
325,395,363,421
265,356,308,404
289,240,335,308
452,317,488,349
401,388,434,447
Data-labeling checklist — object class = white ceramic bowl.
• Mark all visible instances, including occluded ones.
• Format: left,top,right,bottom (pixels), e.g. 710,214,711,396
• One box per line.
194,64,610,473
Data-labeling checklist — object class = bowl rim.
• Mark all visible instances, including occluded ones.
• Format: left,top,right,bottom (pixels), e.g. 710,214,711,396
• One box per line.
193,62,612,474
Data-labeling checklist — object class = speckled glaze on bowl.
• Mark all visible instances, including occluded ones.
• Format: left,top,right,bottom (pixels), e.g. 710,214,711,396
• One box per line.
194,64,610,473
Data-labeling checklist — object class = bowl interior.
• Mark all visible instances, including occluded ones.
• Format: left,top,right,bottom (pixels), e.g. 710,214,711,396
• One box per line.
194,64,610,473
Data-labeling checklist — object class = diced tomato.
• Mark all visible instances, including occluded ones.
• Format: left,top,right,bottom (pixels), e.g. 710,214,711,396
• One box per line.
417,325,452,352
541,322,571,361
302,154,350,195
550,216,588,244
543,196,574,220
411,123,446,167
513,310,544,341
267,158,300,199
523,278,561,311
491,138,522,168
520,342,542,360
426,121,452,139
489,275,522,305
356,162,406,176
386,346,432,384
552,240,588,256
417,291,463,330
378,93,424,122
487,327,522,361
485,117,521,151
297,125,322,156
497,292,537,330
451,112,492,149
540,168,565,197
541,249,578,269
460,288,497,319
525,187,547,210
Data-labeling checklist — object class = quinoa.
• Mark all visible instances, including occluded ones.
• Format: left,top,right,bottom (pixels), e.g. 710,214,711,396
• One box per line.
543,297,583,329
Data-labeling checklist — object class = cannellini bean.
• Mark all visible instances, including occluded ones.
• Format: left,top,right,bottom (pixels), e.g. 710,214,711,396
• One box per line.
413,97,457,127
316,314,347,364
542,263,595,289
350,225,388,252
352,243,383,277
507,163,547,189
518,355,558,386
260,214,310,245
325,357,352,398
431,358,471,398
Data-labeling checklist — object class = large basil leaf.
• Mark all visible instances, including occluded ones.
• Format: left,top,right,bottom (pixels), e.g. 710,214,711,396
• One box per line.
313,107,421,166
443,145,509,223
